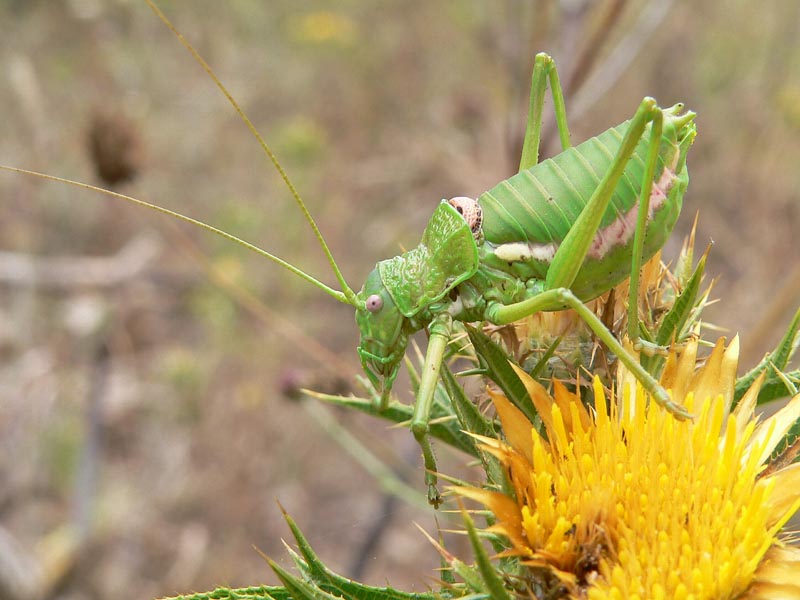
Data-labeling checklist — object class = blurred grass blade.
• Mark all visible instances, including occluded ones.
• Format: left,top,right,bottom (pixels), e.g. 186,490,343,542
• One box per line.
299,401,427,508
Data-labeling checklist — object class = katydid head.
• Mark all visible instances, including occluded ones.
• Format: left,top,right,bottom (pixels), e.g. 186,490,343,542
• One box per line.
355,268,410,403
354,201,482,403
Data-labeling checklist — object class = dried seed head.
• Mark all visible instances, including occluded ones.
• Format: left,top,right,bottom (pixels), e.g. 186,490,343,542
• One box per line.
86,109,143,187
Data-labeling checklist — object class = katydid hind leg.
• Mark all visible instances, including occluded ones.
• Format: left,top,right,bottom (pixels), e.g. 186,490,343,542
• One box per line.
626,111,663,346
486,289,691,420
544,97,661,293
505,98,693,417
518,53,573,172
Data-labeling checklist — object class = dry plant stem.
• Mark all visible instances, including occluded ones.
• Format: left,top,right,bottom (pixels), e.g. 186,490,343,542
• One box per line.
0,234,160,289
0,526,42,600
565,0,629,97
741,265,800,366
73,343,109,541
570,0,676,120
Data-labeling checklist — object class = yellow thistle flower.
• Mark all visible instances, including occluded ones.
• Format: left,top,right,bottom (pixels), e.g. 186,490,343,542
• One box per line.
456,338,800,599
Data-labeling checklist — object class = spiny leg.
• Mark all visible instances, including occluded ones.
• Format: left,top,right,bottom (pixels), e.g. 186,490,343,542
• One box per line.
410,313,452,507
518,53,572,172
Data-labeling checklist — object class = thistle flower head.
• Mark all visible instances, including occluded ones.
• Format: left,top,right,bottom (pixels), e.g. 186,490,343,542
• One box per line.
456,338,800,599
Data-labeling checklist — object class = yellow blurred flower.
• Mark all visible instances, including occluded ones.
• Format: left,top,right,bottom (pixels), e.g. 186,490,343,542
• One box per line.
287,11,357,47
456,338,800,599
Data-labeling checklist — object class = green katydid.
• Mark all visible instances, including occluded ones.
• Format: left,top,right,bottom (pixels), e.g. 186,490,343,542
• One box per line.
1,2,696,508
355,56,695,504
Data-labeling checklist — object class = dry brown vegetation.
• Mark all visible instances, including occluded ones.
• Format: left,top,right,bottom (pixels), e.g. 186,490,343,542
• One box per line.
1,1,798,598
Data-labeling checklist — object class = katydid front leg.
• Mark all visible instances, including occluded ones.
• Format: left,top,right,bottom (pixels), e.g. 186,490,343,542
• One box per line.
407,54,575,508
410,313,452,508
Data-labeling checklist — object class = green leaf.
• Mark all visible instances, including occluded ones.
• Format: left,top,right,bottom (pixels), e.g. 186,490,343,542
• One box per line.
158,586,288,600
440,366,507,487
279,511,444,600
642,246,708,375
466,326,539,426
307,389,479,458
771,416,800,468
656,247,707,347
754,369,800,405
461,510,512,600
440,366,494,440
735,307,800,405
269,560,341,600
527,335,563,381
282,511,332,583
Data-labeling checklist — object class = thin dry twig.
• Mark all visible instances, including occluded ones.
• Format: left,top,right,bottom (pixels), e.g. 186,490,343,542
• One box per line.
570,0,676,120
0,234,160,289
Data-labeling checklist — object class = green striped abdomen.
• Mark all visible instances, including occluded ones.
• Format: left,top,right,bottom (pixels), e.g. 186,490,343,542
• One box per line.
476,120,689,301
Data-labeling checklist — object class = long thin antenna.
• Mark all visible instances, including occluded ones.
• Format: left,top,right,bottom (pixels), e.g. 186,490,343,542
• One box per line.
0,166,351,304
144,0,357,305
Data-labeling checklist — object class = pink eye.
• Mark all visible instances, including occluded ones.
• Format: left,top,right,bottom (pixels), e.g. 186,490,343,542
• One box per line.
366,294,383,313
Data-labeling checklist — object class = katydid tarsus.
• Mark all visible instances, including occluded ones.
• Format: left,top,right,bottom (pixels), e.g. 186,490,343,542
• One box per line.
1,2,696,507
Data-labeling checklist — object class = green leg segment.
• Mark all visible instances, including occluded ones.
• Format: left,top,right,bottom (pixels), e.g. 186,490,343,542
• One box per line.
627,111,663,342
486,289,690,420
518,53,572,172
411,313,452,507
545,97,660,292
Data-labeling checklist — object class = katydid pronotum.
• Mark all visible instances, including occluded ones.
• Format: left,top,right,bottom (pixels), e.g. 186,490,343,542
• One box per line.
2,2,696,507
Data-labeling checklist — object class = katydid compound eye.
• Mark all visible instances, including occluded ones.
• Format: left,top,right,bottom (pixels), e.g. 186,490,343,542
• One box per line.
366,294,383,313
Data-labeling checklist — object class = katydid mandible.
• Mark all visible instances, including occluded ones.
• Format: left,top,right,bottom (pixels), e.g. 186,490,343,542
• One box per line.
1,3,696,508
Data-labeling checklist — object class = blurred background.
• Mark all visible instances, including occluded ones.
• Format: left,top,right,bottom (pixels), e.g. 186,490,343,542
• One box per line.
1,1,798,598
